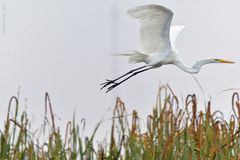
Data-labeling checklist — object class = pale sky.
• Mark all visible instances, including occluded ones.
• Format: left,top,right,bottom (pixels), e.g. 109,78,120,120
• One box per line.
0,0,239,139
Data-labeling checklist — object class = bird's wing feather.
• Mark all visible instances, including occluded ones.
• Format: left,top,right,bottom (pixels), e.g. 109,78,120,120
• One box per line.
170,26,185,51
127,5,173,54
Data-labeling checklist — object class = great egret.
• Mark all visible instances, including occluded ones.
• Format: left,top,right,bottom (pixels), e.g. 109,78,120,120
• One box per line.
101,4,235,93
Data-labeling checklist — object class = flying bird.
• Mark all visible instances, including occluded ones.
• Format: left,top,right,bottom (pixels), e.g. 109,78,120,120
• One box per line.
101,4,235,93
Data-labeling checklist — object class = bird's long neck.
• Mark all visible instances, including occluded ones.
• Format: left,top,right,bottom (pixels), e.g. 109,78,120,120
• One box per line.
175,59,214,74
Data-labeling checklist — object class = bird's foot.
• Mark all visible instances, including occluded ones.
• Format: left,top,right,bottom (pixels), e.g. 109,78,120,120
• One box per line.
106,83,120,93
100,79,117,90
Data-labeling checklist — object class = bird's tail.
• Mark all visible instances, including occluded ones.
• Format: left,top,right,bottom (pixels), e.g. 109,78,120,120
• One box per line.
112,50,148,64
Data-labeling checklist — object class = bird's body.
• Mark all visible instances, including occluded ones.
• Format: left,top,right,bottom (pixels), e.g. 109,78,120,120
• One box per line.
101,4,234,92
125,5,176,66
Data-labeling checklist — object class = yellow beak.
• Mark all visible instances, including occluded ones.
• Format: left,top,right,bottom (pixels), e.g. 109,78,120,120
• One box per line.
215,59,235,64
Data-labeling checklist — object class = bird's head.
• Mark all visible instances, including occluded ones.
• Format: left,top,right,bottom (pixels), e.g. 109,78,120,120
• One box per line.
191,58,235,73
213,58,235,64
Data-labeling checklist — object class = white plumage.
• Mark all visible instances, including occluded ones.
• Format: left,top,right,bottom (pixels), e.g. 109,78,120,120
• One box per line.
170,26,185,51
101,4,234,93
127,5,173,54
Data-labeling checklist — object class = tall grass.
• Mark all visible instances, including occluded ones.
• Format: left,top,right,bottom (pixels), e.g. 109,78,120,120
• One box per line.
1,86,240,159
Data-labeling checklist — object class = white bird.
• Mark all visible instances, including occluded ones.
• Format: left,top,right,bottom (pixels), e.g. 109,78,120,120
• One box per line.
101,4,235,93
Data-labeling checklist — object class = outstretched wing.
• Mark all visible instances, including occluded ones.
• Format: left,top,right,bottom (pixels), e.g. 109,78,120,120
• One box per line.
127,4,173,54
170,26,185,51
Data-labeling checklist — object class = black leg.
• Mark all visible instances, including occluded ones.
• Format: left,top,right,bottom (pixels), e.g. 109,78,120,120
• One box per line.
105,67,153,93
100,65,147,89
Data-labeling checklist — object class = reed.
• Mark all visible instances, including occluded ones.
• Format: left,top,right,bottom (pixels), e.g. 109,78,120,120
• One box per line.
1,85,240,159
